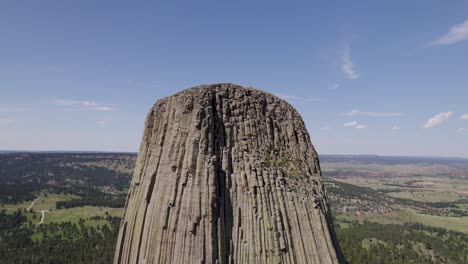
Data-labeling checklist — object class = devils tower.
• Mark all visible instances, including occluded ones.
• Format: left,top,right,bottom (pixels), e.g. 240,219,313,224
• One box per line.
114,83,344,264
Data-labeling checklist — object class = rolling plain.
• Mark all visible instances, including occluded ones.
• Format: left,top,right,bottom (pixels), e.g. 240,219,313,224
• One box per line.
1,153,467,263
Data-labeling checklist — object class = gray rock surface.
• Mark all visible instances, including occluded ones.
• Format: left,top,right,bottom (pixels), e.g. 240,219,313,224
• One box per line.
114,83,344,264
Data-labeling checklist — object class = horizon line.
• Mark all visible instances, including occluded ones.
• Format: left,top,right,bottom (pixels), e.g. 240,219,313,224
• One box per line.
1,150,467,160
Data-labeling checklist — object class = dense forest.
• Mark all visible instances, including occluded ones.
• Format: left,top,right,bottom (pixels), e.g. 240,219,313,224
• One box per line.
0,184,38,204
0,153,135,206
56,196,126,209
0,209,120,263
0,153,135,189
336,220,468,264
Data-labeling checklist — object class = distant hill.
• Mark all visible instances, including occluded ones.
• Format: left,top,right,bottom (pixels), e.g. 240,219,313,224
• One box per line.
0,153,136,204
321,154,468,164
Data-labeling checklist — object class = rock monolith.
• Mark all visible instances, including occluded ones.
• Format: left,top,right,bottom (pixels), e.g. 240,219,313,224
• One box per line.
114,83,344,264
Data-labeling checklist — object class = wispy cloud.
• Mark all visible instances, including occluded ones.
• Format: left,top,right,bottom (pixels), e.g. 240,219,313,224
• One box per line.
341,45,360,80
52,99,114,111
276,94,321,104
460,114,468,120
429,19,468,46
423,112,453,128
344,121,358,127
319,126,330,131
458,128,468,132
328,83,340,90
344,121,367,129
392,125,401,131
345,109,403,117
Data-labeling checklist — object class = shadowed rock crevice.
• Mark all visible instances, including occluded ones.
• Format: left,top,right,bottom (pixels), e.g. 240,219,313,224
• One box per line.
210,91,234,263
114,83,345,264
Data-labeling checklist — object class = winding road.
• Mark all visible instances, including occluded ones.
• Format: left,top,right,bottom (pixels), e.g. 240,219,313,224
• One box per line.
38,210,49,225
27,198,40,211
25,198,48,224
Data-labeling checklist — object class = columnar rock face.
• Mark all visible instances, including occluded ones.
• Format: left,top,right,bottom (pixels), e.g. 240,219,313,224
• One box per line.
114,83,344,264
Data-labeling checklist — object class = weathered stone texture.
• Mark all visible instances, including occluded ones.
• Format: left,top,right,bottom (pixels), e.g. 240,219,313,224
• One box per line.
114,83,344,264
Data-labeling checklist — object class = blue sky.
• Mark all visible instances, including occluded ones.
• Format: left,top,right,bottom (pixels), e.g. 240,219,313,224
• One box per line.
1,1,468,157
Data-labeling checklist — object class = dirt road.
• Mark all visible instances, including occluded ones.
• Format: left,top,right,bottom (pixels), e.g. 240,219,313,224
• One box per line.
27,198,40,211
38,210,49,225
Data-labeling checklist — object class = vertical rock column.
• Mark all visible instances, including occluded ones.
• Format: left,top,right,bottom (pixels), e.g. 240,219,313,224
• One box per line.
114,83,344,264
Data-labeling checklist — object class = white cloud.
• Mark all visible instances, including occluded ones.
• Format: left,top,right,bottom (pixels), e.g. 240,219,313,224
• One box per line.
458,128,468,132
429,19,468,46
320,126,330,131
392,126,401,131
345,109,403,117
52,99,114,111
460,114,468,120
423,112,453,128
328,83,340,90
95,106,113,111
341,45,360,80
276,94,320,104
344,121,367,129
344,121,358,127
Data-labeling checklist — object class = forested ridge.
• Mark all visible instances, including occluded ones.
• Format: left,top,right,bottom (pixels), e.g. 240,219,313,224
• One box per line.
0,153,135,188
0,153,135,207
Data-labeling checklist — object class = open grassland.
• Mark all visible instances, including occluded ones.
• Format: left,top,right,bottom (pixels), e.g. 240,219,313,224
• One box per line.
0,193,123,226
336,205,468,234
0,193,79,211
323,158,468,235
386,189,462,202
43,206,123,225
321,155,468,179
327,161,468,263
335,176,468,195
323,162,459,177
